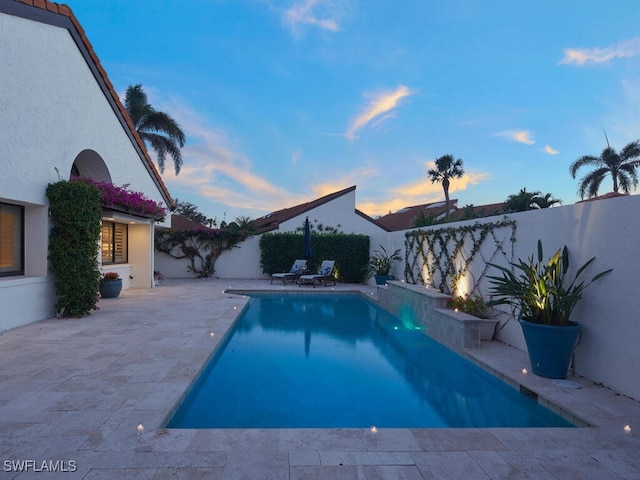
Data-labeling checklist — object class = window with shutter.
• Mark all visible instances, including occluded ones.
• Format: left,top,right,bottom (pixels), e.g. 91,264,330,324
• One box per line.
0,203,24,276
101,221,128,264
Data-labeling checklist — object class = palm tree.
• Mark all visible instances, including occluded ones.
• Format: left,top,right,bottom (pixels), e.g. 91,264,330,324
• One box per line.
124,84,186,175
427,154,464,220
569,140,640,199
531,193,562,209
501,188,540,213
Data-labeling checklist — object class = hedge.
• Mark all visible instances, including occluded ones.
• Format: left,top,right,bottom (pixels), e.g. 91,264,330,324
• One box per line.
259,233,369,283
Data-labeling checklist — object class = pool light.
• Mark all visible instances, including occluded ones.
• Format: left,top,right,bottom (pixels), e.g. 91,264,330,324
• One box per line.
522,368,528,375
210,332,215,337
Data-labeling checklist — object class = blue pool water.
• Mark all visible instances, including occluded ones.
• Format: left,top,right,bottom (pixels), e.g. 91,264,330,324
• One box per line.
168,294,574,429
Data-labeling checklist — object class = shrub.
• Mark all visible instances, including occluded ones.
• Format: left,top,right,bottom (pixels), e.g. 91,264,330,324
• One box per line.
447,295,491,319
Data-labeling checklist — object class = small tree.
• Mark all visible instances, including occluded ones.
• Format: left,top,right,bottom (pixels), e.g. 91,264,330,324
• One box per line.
155,226,251,278
173,199,209,225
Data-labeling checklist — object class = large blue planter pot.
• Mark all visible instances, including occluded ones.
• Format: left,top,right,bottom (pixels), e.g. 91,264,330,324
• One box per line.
374,275,395,285
99,279,122,299
519,320,581,379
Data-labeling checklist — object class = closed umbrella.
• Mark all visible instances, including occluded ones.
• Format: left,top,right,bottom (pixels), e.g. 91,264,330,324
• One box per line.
304,217,312,264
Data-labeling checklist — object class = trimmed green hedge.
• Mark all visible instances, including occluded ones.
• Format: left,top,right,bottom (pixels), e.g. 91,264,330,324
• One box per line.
259,233,369,283
47,180,102,317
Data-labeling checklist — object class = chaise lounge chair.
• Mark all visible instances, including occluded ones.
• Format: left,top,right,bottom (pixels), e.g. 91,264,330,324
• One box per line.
298,260,336,287
271,259,307,284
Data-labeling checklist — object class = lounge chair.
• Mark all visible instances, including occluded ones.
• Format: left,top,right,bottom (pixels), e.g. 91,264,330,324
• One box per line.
298,260,336,287
271,259,307,284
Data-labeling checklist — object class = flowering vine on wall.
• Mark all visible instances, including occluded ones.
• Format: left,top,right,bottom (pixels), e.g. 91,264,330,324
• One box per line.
71,176,167,221
404,217,517,296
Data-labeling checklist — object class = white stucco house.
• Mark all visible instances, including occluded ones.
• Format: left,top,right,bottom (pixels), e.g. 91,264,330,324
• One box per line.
156,185,392,279
0,0,173,330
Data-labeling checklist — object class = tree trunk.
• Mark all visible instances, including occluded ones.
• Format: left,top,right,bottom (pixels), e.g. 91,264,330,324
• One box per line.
443,178,450,220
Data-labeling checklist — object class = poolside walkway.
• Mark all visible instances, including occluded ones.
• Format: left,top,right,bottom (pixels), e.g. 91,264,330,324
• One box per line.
1,279,639,479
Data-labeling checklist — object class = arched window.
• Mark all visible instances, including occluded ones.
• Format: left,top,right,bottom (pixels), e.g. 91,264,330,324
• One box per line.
70,149,112,182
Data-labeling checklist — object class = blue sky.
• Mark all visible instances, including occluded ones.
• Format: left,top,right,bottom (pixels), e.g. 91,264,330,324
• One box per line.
65,0,640,222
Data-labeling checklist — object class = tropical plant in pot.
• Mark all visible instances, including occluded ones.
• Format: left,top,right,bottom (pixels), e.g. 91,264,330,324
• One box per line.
487,240,612,379
99,271,123,299
365,245,402,285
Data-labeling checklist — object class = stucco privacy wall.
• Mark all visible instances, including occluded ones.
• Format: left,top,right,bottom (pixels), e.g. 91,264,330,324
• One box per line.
394,195,640,401
0,10,168,329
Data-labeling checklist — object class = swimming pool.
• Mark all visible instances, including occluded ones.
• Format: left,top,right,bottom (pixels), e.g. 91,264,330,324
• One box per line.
167,294,573,429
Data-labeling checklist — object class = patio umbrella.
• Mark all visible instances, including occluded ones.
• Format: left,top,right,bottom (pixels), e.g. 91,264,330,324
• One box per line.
303,217,312,264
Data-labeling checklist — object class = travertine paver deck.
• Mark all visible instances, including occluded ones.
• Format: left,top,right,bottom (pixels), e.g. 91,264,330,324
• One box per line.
0,279,639,479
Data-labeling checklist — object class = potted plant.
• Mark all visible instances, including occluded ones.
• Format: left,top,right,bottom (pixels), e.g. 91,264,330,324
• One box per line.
365,245,402,285
99,271,122,298
487,240,612,379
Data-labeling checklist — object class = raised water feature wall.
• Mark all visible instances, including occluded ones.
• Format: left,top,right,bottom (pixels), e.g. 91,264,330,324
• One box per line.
376,281,497,352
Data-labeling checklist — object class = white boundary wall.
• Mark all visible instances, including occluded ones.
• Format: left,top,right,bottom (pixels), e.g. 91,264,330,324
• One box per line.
387,195,640,401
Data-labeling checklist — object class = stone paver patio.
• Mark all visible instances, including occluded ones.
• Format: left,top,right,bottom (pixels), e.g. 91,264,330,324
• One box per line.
1,279,639,479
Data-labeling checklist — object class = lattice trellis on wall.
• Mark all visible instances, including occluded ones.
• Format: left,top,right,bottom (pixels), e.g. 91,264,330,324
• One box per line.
404,218,517,297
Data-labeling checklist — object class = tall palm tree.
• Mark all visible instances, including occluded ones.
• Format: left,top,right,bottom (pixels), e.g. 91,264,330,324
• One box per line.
124,84,186,175
569,140,640,199
427,154,464,220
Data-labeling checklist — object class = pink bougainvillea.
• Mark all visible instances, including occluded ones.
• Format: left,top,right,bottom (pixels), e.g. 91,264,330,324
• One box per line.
71,176,167,221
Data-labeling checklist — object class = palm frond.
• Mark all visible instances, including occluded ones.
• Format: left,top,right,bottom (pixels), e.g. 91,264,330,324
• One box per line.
139,111,186,146
124,84,187,175
569,155,601,178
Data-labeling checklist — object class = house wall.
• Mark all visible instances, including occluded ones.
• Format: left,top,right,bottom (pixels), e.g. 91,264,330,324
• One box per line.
0,12,167,330
278,190,384,236
394,195,640,401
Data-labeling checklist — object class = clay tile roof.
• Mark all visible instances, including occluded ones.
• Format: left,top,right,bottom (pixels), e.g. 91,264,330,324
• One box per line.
446,202,506,222
10,0,174,209
170,214,213,232
251,186,389,234
576,192,630,203
375,200,458,231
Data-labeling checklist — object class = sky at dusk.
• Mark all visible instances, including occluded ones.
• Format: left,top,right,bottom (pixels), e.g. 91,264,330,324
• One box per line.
64,0,640,222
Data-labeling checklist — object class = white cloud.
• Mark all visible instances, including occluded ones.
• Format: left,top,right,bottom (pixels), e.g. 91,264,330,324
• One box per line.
283,0,342,33
346,85,414,141
358,171,491,218
559,36,640,66
495,130,535,145
545,145,559,155
157,102,300,213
